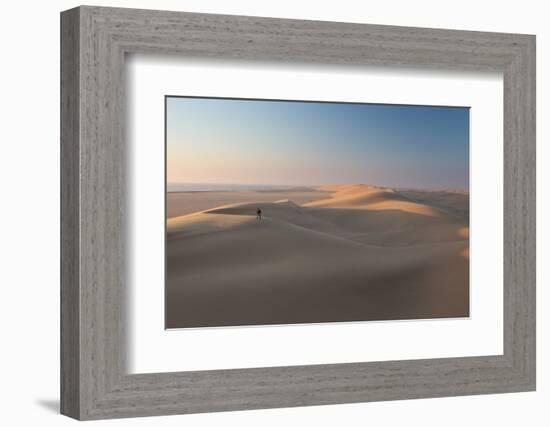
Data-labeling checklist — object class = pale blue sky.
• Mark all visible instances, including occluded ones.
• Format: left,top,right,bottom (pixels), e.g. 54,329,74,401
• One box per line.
166,96,469,189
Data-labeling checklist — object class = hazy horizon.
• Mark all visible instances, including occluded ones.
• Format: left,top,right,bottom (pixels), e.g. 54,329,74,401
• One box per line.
167,97,470,190
166,181,469,192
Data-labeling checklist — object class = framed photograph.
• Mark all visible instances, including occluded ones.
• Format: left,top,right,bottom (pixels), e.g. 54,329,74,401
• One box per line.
60,6,536,420
164,96,471,329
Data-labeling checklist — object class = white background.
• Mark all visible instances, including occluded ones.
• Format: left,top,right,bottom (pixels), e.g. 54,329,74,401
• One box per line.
0,1,547,426
128,57,503,373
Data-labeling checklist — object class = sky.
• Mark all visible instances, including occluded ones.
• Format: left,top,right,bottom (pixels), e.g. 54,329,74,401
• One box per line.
166,96,469,189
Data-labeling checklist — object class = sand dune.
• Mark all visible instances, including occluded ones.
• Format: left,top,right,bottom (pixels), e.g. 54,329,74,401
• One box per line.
166,184,469,328
167,188,329,218
305,185,443,217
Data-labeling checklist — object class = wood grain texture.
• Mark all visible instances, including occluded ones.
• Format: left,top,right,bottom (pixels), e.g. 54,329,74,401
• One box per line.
60,5,536,420
60,7,80,419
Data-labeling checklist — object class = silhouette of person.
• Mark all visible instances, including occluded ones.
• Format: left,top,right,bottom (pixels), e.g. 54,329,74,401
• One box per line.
256,207,262,221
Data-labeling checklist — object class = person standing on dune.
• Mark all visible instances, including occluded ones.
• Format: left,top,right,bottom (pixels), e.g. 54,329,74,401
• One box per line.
256,207,262,221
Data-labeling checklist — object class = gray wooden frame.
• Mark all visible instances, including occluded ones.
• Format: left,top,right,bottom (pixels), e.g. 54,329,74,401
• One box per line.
60,5,536,420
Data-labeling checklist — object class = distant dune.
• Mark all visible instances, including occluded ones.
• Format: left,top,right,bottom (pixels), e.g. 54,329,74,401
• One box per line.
166,188,330,218
166,185,469,328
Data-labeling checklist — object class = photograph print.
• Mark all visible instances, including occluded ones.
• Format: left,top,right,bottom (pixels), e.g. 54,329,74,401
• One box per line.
165,96,470,329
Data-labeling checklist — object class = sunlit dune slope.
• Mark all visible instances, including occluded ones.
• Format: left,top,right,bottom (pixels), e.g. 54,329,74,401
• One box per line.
166,185,469,328
304,185,442,217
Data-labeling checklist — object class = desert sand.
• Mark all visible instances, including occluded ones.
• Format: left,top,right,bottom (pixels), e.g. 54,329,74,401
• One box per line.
166,184,469,328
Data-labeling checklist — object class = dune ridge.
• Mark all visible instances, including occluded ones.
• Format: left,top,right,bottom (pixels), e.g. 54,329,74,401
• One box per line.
166,184,469,328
